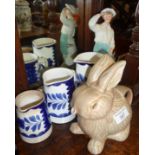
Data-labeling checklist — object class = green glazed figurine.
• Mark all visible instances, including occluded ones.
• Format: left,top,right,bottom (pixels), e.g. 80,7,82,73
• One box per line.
60,4,79,66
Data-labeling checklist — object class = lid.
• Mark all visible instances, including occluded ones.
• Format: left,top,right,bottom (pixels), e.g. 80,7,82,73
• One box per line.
15,90,44,112
32,38,56,48
23,53,38,64
74,52,103,64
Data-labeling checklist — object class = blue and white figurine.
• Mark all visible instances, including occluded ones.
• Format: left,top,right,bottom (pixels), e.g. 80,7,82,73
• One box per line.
16,90,52,143
43,67,76,124
32,38,56,72
23,53,39,85
74,52,103,85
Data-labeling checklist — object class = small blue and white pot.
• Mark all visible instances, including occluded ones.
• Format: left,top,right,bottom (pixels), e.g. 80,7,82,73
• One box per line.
23,53,39,85
16,90,52,143
74,52,103,85
32,38,56,72
43,67,76,124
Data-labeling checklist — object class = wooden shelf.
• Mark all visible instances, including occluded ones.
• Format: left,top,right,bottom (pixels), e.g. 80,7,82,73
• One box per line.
20,26,50,39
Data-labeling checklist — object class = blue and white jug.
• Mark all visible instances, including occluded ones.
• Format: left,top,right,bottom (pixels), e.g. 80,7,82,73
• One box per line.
23,53,39,85
32,37,56,72
43,67,76,124
74,52,103,85
16,90,52,143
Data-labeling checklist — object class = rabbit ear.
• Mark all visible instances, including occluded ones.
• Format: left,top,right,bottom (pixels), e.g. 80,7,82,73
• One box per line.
87,54,115,84
96,61,126,91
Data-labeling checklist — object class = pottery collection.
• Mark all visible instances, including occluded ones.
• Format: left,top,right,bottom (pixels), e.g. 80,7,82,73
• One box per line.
22,37,56,85
16,5,133,154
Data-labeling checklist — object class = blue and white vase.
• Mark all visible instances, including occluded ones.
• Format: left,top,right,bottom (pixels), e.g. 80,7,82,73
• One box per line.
74,52,103,85
23,53,39,85
16,90,52,143
32,38,56,72
43,67,76,124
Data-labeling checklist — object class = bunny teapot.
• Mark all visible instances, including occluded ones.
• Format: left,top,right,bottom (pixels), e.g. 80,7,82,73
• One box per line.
70,54,133,155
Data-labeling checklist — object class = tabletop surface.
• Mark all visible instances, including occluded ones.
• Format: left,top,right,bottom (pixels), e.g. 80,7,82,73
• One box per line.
16,97,139,155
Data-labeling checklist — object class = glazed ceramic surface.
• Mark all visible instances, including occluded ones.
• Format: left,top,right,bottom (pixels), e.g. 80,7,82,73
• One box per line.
15,0,32,32
32,38,56,72
16,90,52,143
43,67,76,124
60,4,79,66
70,54,133,155
88,8,116,54
74,52,103,85
23,53,39,85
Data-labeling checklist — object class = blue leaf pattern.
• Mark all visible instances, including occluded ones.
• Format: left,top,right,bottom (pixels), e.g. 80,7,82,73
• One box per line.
29,116,36,122
57,104,62,110
62,103,66,109
63,93,67,99
52,94,56,99
18,119,25,129
36,115,40,121
31,124,37,132
24,117,29,123
46,93,68,110
38,123,41,130
76,73,85,83
25,126,30,131
52,103,57,110
18,115,43,132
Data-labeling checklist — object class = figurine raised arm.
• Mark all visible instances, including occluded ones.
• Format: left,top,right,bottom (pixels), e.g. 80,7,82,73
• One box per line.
89,8,116,56
70,54,133,154
60,4,79,66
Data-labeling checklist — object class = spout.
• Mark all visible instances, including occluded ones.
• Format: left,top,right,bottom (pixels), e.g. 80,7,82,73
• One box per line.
15,90,44,112
74,52,103,64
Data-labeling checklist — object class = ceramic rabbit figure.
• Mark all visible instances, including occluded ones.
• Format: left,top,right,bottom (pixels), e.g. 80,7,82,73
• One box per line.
70,54,133,155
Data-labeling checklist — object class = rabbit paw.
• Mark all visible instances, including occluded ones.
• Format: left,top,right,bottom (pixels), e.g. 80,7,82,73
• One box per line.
70,122,84,134
108,125,130,141
87,139,104,155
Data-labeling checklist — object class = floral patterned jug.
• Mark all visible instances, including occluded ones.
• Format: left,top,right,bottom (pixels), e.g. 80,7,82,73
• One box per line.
23,53,39,85
43,67,76,124
16,90,52,143
74,52,103,85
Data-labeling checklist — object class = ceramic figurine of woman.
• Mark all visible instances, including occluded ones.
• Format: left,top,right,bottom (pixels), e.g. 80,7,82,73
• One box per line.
89,8,116,56
60,4,79,66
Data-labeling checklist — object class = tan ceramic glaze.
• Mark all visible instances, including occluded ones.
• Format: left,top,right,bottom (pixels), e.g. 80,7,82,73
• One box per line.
70,54,133,155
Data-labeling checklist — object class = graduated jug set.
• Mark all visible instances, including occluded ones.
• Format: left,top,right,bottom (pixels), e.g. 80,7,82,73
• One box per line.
16,39,103,143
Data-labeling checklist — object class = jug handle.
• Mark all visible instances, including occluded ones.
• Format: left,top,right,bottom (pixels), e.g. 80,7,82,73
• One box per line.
117,86,133,105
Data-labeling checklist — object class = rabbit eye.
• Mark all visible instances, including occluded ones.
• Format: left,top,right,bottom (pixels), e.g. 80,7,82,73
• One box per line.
92,102,98,109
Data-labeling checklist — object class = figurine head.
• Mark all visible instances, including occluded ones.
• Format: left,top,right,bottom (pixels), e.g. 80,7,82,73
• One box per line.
71,54,126,120
64,4,79,23
63,7,73,19
101,8,116,23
